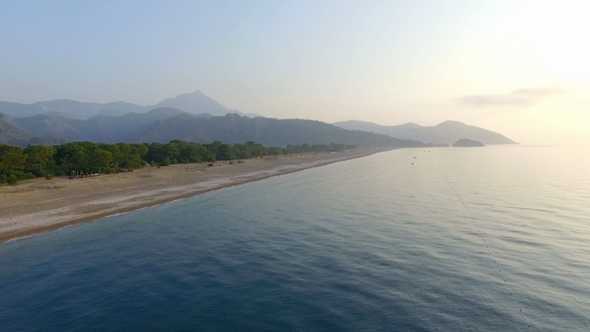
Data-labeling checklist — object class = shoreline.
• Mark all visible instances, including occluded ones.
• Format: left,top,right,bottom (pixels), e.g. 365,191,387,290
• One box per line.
0,148,393,244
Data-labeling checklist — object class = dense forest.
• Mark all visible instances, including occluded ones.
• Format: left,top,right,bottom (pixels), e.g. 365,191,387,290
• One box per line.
0,140,355,185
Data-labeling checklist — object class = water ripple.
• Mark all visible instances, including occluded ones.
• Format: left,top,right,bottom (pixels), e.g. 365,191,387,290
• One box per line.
0,146,589,331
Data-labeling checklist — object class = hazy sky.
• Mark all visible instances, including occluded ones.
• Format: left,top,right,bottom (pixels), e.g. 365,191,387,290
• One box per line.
1,0,589,144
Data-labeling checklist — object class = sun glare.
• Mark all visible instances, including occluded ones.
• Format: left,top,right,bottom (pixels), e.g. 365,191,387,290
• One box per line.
532,1,590,78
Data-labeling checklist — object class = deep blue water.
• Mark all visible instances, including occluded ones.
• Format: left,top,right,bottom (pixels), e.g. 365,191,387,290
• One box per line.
1,146,589,331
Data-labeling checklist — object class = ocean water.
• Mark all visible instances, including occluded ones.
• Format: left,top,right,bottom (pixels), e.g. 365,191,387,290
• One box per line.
1,146,589,331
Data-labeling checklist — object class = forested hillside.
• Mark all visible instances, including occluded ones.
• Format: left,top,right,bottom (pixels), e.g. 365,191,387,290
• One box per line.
0,113,66,147
1,111,444,148
131,114,437,147
10,107,195,143
0,114,33,146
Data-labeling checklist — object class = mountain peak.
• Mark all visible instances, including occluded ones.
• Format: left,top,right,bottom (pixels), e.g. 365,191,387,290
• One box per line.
173,90,205,98
398,122,423,129
156,90,234,116
0,91,256,120
436,120,465,126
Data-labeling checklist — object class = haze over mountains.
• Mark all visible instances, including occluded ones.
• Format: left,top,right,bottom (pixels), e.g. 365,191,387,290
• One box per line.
0,90,262,119
0,90,516,148
333,120,516,145
0,113,66,147
0,108,440,148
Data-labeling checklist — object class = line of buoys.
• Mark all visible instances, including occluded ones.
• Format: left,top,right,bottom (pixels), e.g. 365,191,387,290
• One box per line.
420,154,532,329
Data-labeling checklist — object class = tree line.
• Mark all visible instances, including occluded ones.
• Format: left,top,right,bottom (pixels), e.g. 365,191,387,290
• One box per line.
0,140,355,184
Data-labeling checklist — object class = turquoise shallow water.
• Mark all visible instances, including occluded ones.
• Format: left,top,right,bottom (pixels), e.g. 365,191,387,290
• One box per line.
1,146,589,331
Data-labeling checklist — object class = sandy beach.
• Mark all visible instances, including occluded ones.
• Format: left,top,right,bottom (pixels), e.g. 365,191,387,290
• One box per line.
0,148,392,243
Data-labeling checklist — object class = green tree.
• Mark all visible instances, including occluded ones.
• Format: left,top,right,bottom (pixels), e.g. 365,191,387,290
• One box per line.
215,143,236,160
54,142,88,171
24,145,57,176
99,143,121,167
128,143,148,168
7,174,17,185
267,147,283,156
129,143,148,158
0,144,27,173
90,149,113,172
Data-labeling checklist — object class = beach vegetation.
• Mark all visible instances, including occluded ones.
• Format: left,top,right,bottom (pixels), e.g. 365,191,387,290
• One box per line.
7,174,17,185
0,140,356,184
23,145,57,177
0,144,27,173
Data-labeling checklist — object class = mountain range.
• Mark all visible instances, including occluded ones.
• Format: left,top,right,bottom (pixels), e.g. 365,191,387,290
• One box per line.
0,90,517,148
333,120,516,145
0,90,262,120
0,108,441,148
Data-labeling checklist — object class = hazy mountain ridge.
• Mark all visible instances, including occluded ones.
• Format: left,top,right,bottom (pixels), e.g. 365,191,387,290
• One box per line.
333,120,516,145
1,89,513,147
131,113,440,148
0,113,67,147
0,91,260,119
0,110,444,148
9,107,198,143
0,113,33,146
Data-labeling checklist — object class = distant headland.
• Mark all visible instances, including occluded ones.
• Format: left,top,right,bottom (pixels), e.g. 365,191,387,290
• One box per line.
452,139,485,147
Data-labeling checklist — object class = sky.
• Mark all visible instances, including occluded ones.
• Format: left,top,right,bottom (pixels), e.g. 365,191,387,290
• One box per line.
1,0,589,144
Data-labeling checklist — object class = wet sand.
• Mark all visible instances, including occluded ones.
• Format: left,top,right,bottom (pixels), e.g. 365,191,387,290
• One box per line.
0,148,392,243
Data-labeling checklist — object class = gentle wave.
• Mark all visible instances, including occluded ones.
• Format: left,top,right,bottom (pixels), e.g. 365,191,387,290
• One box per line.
0,146,589,331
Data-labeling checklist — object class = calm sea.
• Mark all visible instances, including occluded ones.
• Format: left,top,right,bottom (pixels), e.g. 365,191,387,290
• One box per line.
1,146,589,331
